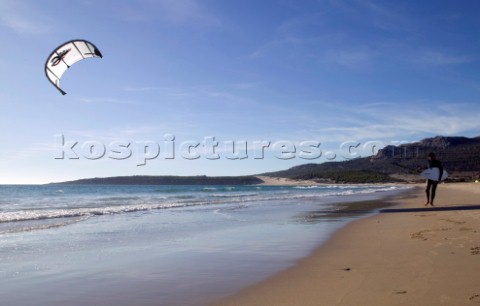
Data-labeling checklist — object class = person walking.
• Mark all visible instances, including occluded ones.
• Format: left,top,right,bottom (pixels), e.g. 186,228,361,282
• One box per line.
425,152,443,206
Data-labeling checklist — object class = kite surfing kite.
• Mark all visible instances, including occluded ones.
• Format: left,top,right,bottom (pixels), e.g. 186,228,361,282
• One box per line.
44,39,103,95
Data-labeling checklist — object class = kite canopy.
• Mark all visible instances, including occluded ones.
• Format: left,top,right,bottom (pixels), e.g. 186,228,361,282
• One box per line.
45,39,103,95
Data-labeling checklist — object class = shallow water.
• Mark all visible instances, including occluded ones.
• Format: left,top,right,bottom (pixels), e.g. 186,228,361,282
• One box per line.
0,184,409,306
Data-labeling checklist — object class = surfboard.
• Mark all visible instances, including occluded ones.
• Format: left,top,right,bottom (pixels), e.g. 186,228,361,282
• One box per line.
420,167,448,181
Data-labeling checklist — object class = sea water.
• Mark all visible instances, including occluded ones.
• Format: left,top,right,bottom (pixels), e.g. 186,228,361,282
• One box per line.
0,184,408,306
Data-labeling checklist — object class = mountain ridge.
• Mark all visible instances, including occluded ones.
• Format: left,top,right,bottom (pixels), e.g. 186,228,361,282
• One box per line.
264,135,480,183
51,136,480,185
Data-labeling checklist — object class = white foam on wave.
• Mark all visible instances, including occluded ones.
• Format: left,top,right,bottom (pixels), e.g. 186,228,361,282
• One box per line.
293,185,320,189
0,216,89,235
0,185,409,224
211,193,260,198
202,187,217,191
0,202,187,223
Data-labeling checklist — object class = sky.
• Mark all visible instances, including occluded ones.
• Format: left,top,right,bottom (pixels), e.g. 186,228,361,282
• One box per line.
1,0,480,184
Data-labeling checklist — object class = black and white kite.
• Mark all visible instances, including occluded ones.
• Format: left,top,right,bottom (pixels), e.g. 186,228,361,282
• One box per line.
45,39,103,95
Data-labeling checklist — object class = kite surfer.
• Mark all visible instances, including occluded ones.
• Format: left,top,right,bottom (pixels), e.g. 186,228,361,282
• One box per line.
425,152,443,206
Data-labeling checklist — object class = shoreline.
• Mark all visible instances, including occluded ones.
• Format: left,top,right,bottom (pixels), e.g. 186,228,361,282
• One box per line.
0,184,408,306
212,183,480,306
255,175,411,186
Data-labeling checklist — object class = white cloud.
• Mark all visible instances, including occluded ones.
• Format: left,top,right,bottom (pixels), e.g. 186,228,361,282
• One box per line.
323,49,372,68
332,0,415,32
360,0,412,31
412,51,473,66
113,0,219,28
0,0,49,34
359,102,394,108
151,0,218,25
249,12,375,70
66,125,161,140
310,102,480,142
249,13,327,59
249,38,293,59
230,82,258,90
79,97,134,105
123,86,158,92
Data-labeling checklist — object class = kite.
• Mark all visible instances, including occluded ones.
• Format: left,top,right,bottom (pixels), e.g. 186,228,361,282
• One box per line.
44,39,103,95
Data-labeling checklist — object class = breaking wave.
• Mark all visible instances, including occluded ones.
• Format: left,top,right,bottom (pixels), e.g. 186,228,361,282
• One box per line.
0,185,406,224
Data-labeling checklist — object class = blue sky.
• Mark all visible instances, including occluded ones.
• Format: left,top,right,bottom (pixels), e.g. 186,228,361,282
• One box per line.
1,0,480,184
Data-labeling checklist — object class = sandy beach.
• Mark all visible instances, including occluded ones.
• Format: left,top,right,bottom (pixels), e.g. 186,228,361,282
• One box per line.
213,183,480,306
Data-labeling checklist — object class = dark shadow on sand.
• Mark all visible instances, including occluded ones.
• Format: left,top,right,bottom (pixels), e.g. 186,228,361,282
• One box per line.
298,188,419,223
299,199,394,223
380,205,480,213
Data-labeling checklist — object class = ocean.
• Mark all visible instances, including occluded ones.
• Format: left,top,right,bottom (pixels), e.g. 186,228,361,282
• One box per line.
0,184,409,306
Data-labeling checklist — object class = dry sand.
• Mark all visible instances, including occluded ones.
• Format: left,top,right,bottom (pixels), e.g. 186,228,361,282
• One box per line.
212,183,480,306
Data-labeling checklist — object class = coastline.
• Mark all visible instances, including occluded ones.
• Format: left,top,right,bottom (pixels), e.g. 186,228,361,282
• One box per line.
212,183,480,306
256,175,408,186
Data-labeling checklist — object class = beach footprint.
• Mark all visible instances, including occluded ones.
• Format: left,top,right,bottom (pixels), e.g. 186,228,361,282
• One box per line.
415,214,437,217
469,294,480,303
470,247,480,255
411,228,452,241
411,229,432,240
441,218,466,225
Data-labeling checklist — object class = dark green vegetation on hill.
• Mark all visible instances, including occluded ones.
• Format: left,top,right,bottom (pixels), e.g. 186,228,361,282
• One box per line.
54,175,263,185
264,136,480,183
267,169,396,183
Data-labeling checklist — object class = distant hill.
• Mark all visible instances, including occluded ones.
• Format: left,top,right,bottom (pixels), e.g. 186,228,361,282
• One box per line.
53,175,263,185
263,136,480,183
52,136,480,185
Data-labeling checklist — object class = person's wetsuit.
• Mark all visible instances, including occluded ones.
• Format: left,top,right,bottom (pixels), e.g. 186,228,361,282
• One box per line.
426,159,443,205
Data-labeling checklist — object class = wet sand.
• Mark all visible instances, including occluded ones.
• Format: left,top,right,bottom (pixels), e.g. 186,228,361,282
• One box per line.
212,183,480,306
